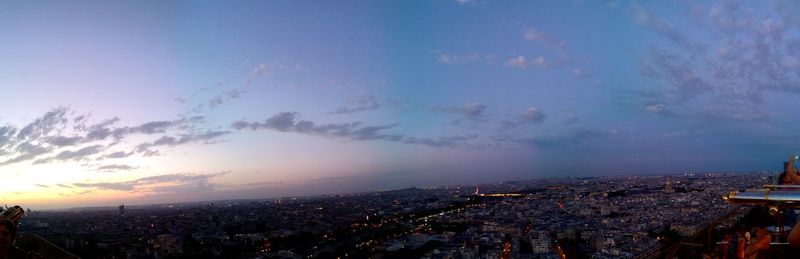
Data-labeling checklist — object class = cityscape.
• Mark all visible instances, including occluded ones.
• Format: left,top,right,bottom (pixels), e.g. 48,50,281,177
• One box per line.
4,0,800,258
10,172,770,258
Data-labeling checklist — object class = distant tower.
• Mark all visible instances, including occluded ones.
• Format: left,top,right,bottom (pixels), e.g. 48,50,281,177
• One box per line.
119,204,125,216
664,177,673,193
475,187,480,195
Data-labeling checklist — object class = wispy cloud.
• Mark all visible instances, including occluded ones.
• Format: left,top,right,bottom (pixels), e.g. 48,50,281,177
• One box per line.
630,2,706,55
431,102,487,118
331,94,382,114
523,28,569,57
563,111,579,125
71,172,229,193
633,1,800,122
430,102,490,126
96,164,139,172
33,145,105,165
505,56,528,68
134,131,230,155
500,107,547,130
0,106,224,170
497,128,610,149
233,112,477,148
452,0,476,6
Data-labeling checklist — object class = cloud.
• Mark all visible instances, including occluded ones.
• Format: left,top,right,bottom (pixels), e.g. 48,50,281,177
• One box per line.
500,107,547,130
33,145,105,165
15,107,69,141
436,52,495,65
431,102,487,118
83,117,121,141
71,172,228,193
96,164,138,172
643,103,677,117
0,106,222,170
500,128,609,149
47,136,82,147
331,94,382,114
101,151,133,159
634,1,800,122
520,107,547,123
523,28,568,54
436,53,456,63
431,102,489,126
134,131,230,154
505,56,528,68
83,116,204,142
522,27,573,65
505,55,549,69
532,56,548,67
563,112,579,125
0,143,52,166
306,175,358,182
208,88,246,110
233,112,477,148
645,104,668,113
572,68,590,79
700,99,771,122
630,2,706,54
72,182,135,191
246,63,272,86
452,0,476,6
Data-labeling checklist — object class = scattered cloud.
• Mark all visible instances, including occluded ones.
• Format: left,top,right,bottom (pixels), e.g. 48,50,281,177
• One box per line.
452,0,476,6
134,131,230,154
572,68,590,79
505,55,549,69
33,145,105,165
71,172,228,193
563,112,579,125
233,112,477,148
0,106,223,170
645,104,668,114
505,56,528,68
630,2,706,55
500,107,547,130
431,102,486,118
431,102,489,126
246,63,272,86
499,128,609,149
331,94,382,114
523,28,569,55
633,1,800,122
96,164,138,172
208,88,246,110
520,107,547,123
101,151,133,159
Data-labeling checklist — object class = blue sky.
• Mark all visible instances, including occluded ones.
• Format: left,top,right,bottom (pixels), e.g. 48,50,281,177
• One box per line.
1,0,799,208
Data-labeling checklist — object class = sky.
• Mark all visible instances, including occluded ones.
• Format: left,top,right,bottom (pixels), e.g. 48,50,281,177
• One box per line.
2,0,800,209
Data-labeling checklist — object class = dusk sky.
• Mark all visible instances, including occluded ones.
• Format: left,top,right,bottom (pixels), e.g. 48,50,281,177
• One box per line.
2,0,800,209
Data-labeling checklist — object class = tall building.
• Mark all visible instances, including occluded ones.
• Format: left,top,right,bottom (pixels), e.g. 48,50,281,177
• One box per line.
663,177,672,193
119,204,125,216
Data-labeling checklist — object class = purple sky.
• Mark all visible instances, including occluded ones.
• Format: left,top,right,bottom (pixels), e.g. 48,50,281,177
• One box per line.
1,0,799,209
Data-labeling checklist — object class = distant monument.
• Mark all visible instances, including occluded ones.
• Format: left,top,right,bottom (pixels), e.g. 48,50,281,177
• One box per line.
119,204,125,216
664,177,673,193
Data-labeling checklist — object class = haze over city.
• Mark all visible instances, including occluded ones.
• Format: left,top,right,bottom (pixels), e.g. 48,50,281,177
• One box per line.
2,0,800,209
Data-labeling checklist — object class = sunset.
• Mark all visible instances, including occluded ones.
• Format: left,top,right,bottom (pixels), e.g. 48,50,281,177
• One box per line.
2,1,800,258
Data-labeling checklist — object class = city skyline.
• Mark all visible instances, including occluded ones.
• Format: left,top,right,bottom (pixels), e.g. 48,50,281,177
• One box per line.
2,0,800,209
